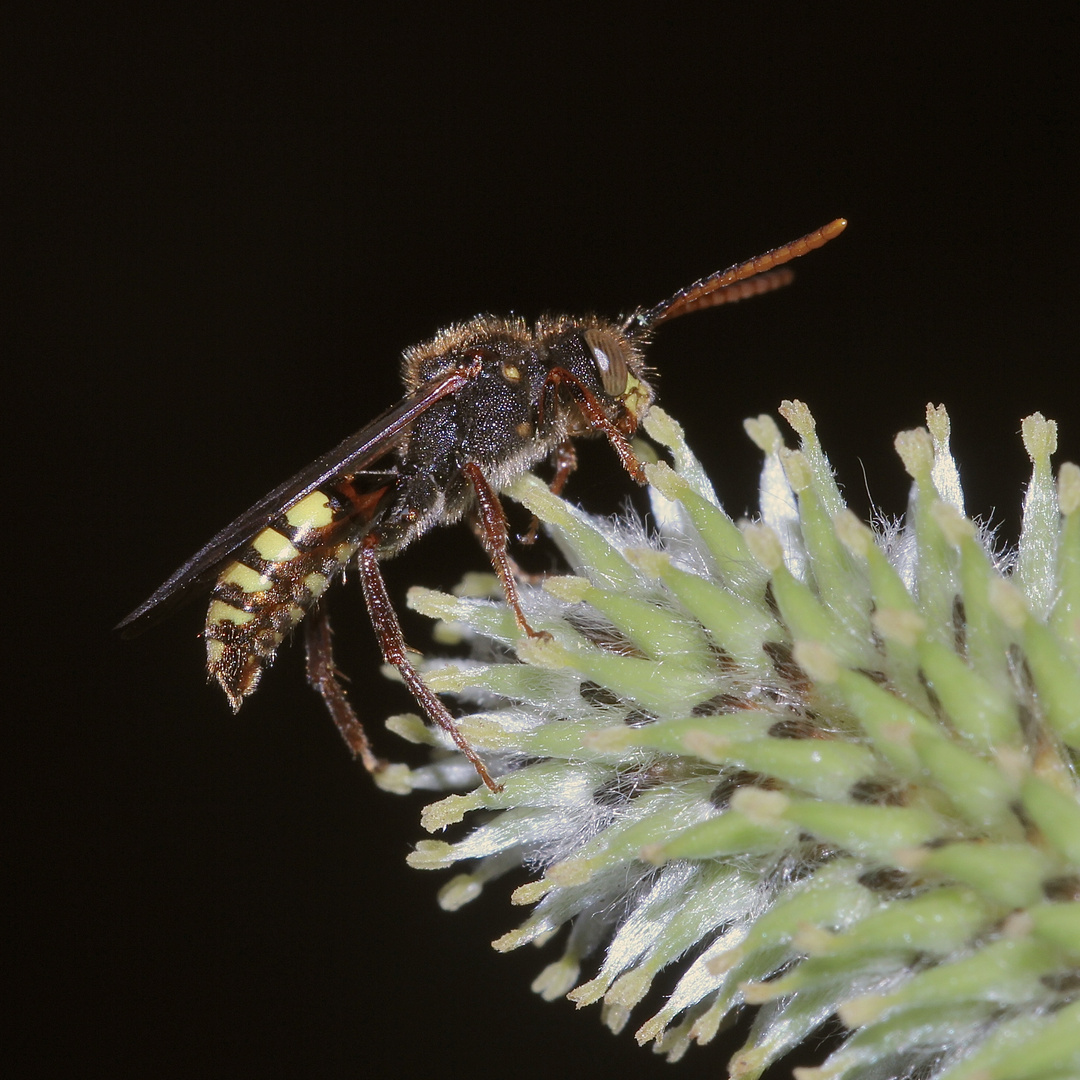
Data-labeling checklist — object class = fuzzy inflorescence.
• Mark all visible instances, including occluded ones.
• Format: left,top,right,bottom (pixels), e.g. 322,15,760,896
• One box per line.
386,402,1079,1080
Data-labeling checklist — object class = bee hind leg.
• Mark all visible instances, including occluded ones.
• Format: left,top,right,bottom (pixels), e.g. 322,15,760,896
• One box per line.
304,602,386,777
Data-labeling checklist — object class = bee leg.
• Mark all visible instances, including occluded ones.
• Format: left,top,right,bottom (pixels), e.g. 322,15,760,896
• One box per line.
359,533,503,794
543,368,647,483
462,461,550,641
304,603,387,777
548,440,579,495
466,513,543,588
520,440,578,545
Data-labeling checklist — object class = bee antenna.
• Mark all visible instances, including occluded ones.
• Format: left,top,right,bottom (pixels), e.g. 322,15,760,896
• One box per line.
626,217,847,334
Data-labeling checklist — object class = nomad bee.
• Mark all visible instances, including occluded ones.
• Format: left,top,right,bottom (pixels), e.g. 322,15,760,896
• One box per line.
119,219,846,792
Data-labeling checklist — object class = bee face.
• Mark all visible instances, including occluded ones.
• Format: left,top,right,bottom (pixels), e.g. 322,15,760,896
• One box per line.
536,317,654,436
587,327,655,431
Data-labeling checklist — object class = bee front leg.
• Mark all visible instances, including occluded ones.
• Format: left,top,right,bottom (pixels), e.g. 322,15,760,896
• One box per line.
304,603,386,778
543,368,647,483
462,461,550,641
359,532,502,793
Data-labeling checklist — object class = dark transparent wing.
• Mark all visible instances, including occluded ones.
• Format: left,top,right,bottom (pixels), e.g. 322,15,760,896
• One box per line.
117,367,475,633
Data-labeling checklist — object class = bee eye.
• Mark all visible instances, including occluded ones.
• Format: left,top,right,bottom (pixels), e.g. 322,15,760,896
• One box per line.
584,328,630,395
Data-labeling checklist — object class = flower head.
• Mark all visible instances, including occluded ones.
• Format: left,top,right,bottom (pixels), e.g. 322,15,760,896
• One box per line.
391,402,1079,1079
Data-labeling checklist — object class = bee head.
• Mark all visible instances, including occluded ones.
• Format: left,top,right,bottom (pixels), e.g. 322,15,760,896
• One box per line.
581,324,654,430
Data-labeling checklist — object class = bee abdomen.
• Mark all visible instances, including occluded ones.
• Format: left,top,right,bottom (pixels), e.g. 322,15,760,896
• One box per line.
204,488,369,709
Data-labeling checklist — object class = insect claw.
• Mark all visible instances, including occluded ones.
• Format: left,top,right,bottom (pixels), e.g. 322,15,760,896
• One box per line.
517,517,541,546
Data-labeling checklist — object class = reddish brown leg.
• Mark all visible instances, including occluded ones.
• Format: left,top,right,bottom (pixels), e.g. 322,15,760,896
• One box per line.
548,440,580,496
462,461,550,639
359,533,502,793
304,603,386,777
466,514,544,586
542,368,648,483
520,440,578,545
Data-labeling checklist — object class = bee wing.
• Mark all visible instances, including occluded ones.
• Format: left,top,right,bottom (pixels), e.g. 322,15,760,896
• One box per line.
117,367,474,633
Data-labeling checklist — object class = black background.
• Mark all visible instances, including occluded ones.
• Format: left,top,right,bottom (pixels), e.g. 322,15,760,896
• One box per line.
11,6,1077,1079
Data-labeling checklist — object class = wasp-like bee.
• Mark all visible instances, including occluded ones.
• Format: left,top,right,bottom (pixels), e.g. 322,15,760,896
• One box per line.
119,219,846,791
